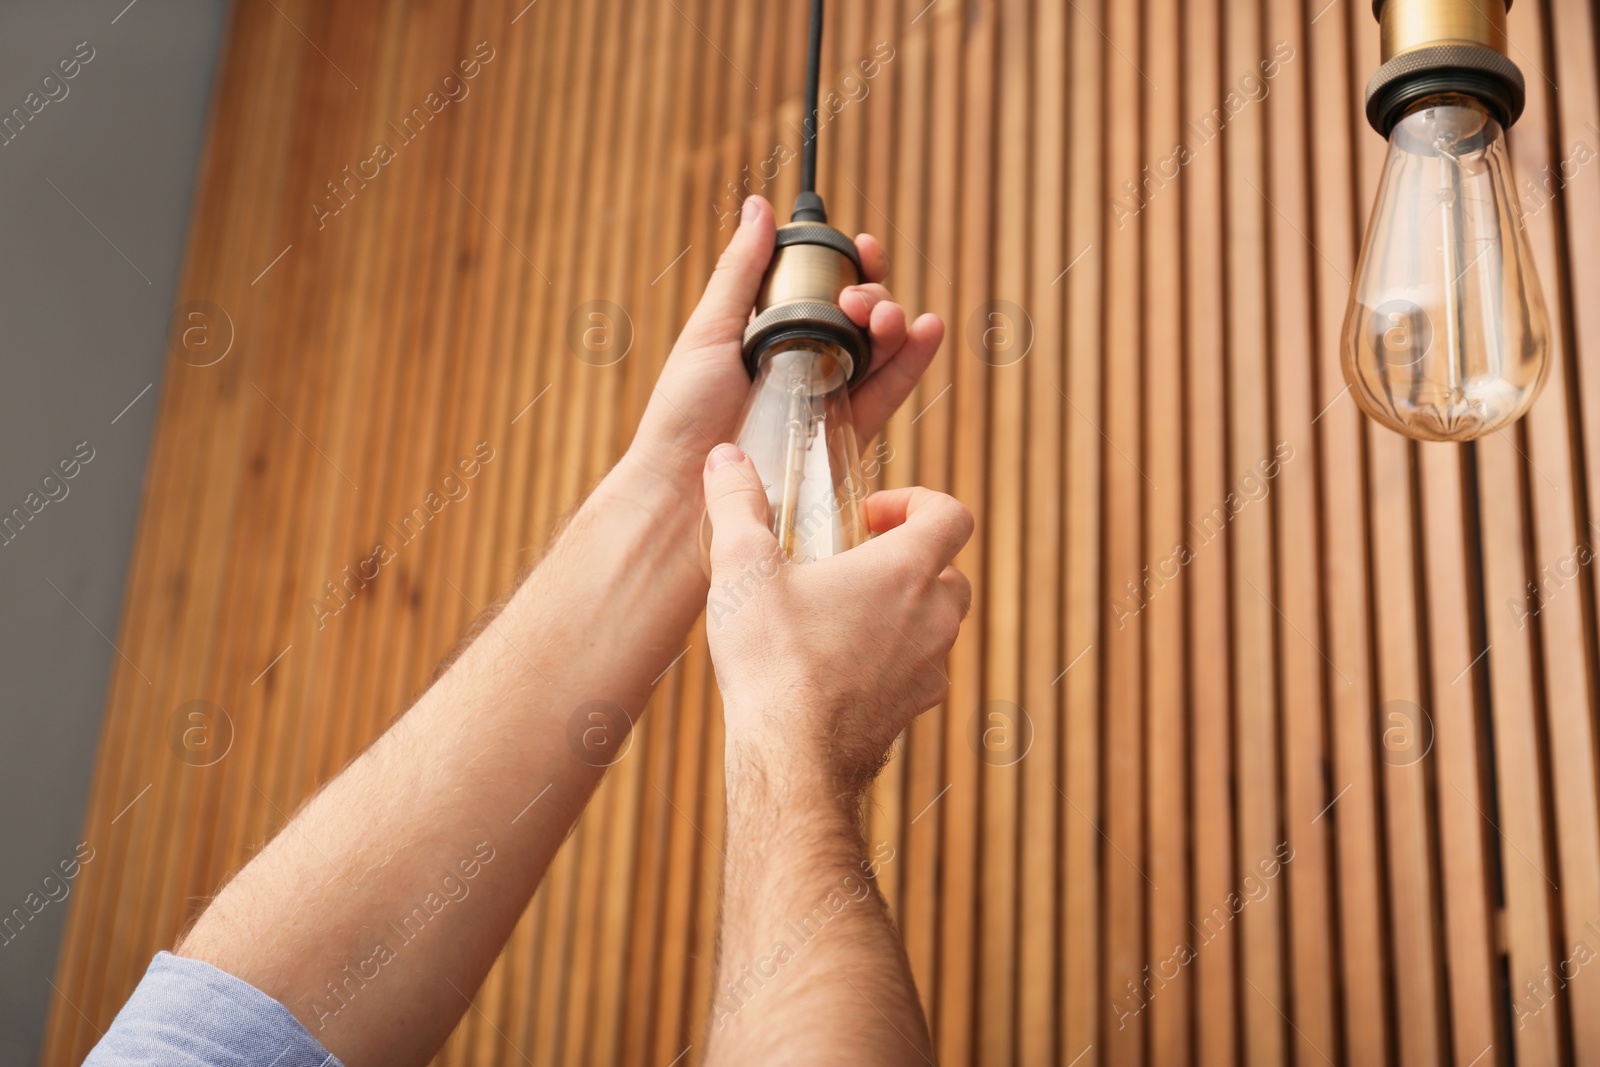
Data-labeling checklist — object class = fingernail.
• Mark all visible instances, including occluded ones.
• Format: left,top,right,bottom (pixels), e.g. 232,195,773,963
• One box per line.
708,443,744,470
740,196,759,227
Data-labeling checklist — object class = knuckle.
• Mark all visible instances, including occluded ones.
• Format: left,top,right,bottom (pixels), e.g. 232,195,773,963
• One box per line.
711,476,763,507
950,577,974,618
947,500,976,544
943,603,966,646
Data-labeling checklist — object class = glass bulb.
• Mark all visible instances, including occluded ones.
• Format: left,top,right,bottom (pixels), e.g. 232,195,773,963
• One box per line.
732,338,867,562
1342,93,1549,442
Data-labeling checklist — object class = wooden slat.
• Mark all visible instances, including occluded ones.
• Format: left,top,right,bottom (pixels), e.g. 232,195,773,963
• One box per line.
1098,0,1145,1062
1181,0,1239,1061
1017,1,1066,1062
1060,0,1105,1060
1142,0,1190,1060
1223,3,1286,1062
42,2,1600,1065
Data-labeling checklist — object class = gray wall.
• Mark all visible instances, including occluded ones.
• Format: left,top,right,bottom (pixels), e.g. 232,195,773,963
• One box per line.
0,1,225,1060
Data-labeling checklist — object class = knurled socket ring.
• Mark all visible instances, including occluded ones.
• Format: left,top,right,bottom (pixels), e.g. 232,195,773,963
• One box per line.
1365,42,1525,135
773,223,866,275
742,301,872,387
742,220,872,386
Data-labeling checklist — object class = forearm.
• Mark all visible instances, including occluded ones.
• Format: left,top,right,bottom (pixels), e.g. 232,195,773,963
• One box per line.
706,743,934,1065
178,455,706,1066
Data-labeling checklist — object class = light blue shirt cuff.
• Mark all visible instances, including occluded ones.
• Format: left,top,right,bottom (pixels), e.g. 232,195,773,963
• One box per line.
84,951,343,1067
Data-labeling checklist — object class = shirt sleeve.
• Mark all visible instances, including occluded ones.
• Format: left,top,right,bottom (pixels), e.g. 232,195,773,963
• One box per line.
83,951,344,1067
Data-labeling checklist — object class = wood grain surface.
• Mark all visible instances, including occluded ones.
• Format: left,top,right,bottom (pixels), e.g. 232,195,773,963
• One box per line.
41,1,1600,1064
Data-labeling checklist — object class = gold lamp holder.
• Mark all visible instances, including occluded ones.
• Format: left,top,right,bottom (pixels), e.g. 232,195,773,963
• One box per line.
1366,0,1523,135
741,221,872,387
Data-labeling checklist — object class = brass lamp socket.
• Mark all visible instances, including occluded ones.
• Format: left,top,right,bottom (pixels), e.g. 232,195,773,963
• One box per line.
1366,0,1524,135
742,221,873,388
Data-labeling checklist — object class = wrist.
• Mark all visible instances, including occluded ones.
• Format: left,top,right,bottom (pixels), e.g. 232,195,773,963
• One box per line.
489,452,710,706
720,741,886,918
589,450,708,585
724,725,864,824
607,443,702,513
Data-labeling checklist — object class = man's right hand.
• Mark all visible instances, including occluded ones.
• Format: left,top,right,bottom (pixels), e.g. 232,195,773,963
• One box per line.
700,442,973,799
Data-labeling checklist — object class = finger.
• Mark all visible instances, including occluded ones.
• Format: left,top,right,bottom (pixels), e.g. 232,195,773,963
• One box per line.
839,283,895,325
842,290,910,378
852,312,946,442
861,486,949,533
854,232,889,283
674,196,777,354
702,443,778,569
868,299,909,359
860,487,974,569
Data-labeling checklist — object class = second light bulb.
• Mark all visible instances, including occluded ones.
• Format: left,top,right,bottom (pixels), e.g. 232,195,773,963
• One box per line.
1342,93,1548,441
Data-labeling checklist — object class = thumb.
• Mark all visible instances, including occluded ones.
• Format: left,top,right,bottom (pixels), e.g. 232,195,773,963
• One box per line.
674,196,776,353
703,443,777,570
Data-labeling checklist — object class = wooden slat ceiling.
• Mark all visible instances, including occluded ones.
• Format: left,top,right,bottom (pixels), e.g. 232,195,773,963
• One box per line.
42,0,1600,1063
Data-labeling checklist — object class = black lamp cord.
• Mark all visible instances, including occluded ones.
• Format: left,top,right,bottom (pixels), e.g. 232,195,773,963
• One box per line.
792,0,828,222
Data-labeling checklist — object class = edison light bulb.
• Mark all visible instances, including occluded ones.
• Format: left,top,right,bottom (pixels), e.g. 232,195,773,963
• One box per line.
733,337,867,562
1342,93,1549,441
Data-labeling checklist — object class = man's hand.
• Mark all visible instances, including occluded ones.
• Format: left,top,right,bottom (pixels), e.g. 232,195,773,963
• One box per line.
623,195,944,510
702,442,972,798
701,443,972,1065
